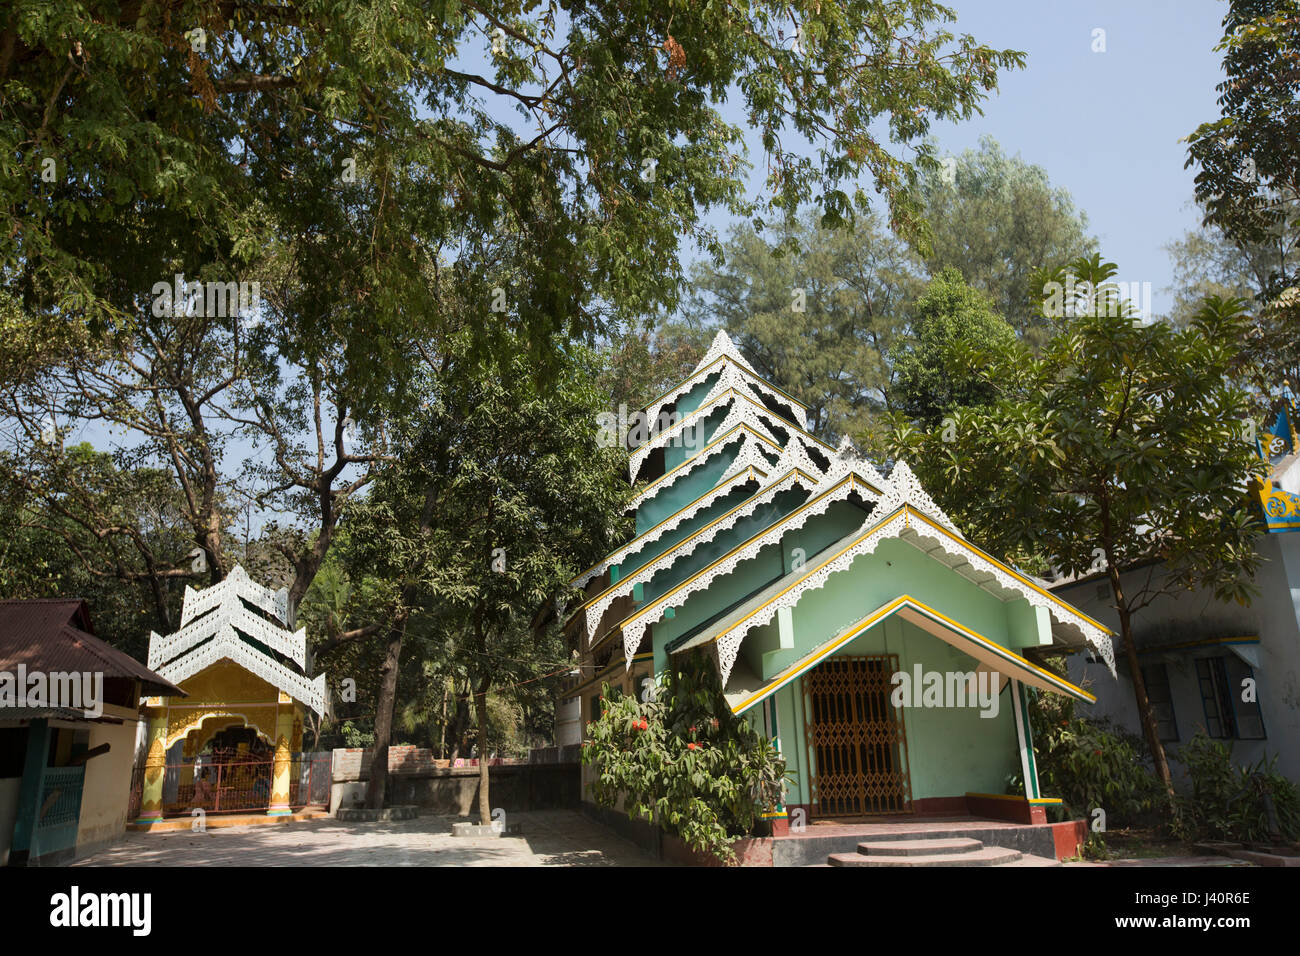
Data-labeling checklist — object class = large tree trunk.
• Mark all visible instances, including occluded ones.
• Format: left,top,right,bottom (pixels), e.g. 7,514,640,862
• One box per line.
365,614,408,810
473,675,492,826
1108,566,1176,806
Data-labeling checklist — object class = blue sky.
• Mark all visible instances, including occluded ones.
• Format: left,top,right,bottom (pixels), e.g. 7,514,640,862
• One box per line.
929,0,1228,317
701,0,1231,319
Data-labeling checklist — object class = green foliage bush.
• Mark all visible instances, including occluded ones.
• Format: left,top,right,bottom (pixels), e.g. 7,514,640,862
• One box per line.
580,654,786,864
1172,733,1300,843
1021,685,1164,828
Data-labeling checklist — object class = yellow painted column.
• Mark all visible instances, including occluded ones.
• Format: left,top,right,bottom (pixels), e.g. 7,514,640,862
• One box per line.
136,709,169,824
267,705,295,816
180,734,196,787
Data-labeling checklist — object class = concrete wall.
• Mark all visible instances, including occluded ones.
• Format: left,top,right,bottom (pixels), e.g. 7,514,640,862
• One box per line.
76,707,145,856
331,747,581,816
1053,534,1300,782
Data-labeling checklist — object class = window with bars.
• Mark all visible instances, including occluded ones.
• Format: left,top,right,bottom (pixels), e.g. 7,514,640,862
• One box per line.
1139,663,1178,742
1195,655,1265,740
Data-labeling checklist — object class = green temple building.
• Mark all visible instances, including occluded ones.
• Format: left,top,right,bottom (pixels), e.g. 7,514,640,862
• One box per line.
564,332,1115,828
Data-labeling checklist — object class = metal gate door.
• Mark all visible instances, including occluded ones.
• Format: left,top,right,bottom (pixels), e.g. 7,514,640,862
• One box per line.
804,655,910,816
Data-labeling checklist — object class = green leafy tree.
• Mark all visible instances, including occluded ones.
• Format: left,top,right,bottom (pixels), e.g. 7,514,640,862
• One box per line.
682,209,921,436
916,136,1095,345
881,255,1267,805
888,267,1019,428
339,328,628,812
1,0,1024,358
1165,215,1300,394
1185,0,1300,297
1184,1,1300,395
0,445,196,650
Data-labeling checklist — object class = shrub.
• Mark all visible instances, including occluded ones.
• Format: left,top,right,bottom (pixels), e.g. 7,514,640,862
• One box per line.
580,653,787,863
1022,681,1164,828
1172,733,1300,843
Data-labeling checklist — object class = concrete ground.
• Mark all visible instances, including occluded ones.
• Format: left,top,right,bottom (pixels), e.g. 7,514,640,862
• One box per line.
72,809,663,867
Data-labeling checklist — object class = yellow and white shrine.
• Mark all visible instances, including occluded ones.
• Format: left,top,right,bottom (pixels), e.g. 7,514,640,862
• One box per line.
135,565,327,822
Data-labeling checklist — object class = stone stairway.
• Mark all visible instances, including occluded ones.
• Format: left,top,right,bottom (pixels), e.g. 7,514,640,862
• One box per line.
826,836,1058,867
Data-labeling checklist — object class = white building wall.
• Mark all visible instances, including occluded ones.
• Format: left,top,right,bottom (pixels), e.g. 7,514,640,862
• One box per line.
555,695,582,747
1053,533,1300,783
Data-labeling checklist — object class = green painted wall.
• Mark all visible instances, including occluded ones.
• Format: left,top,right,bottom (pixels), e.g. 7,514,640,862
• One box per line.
768,616,1018,807
756,536,1034,680
647,497,863,672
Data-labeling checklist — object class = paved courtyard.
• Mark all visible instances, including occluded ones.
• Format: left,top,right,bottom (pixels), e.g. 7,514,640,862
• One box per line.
72,809,662,867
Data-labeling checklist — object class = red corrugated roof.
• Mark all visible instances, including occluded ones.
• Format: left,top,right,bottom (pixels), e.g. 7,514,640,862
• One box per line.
0,600,184,698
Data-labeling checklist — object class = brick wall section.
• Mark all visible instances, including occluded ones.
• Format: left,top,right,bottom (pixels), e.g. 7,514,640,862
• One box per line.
329,745,583,815
332,745,581,783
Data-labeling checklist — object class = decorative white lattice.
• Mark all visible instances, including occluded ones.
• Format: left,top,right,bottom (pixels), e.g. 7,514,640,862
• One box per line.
777,436,830,479
179,565,290,628
626,428,780,512
629,389,782,482
571,467,770,592
901,517,1115,673
154,625,327,715
877,460,960,534
148,602,307,671
695,330,756,375
147,564,326,715
585,467,823,644
812,451,891,497
713,509,909,683
621,473,884,664
706,506,1116,685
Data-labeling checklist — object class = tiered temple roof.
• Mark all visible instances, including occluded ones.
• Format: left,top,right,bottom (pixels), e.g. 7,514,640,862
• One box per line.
568,331,1116,693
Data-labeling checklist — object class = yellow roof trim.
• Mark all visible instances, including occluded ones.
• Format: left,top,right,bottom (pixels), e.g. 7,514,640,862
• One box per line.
567,466,766,588
568,467,822,622
728,594,1095,714
902,507,1116,637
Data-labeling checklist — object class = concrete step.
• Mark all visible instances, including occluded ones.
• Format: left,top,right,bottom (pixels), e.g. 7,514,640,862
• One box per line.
829,845,1023,867
1002,853,1062,867
857,837,984,857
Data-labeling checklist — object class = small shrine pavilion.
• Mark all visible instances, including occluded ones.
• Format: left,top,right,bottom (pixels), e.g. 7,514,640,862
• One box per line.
135,566,326,822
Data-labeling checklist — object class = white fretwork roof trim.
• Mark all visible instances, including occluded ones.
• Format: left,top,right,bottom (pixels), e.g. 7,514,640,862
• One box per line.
878,460,961,535
640,360,810,449
149,601,307,671
695,330,756,375
153,627,327,716
629,388,785,482
571,466,770,592
179,564,290,627
572,435,832,595
582,467,823,644
619,472,886,665
706,506,1116,685
626,427,781,512
147,564,326,715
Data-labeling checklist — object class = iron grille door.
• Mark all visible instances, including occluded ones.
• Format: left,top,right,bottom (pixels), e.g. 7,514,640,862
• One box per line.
804,655,910,816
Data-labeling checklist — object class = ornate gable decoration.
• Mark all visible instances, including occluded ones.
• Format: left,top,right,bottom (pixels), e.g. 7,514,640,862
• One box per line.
147,565,327,715
878,460,960,535
696,329,756,375
626,427,780,512
629,388,783,482
640,332,809,437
